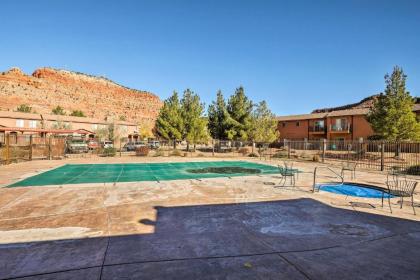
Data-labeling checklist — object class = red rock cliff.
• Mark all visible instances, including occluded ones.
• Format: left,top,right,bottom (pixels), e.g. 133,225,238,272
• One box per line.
0,67,162,124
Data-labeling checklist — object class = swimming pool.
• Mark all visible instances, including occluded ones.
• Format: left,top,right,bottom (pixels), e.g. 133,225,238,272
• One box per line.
319,183,393,198
8,161,280,187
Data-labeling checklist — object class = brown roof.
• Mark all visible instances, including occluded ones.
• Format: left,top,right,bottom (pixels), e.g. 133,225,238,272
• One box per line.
0,110,136,126
276,112,328,121
327,108,370,117
0,127,94,134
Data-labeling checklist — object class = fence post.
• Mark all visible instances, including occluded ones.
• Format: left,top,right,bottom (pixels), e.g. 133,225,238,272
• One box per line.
29,135,33,161
48,136,52,160
6,134,10,165
119,139,122,157
380,141,385,171
322,139,326,163
212,139,215,157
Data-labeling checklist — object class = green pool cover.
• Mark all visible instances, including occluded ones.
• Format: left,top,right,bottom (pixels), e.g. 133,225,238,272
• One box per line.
8,161,280,187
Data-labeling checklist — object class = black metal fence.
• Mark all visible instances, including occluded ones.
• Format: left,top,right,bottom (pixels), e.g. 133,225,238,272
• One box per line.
1,135,419,175
282,139,420,174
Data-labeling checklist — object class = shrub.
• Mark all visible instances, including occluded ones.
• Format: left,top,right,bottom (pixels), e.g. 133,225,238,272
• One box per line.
405,165,420,176
312,154,320,162
153,149,165,157
103,147,116,157
197,153,205,157
170,149,182,156
52,106,66,115
70,110,86,117
135,146,150,156
16,104,32,113
272,151,288,158
238,147,250,156
248,152,259,157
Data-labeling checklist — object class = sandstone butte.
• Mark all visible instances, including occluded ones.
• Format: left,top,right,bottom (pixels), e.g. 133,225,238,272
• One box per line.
0,67,163,125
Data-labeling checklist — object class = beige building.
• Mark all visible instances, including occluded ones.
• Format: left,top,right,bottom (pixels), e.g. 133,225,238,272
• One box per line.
0,110,140,143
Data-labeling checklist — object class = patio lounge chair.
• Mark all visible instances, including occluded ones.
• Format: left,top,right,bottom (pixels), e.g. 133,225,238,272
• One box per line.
341,161,357,180
382,179,418,215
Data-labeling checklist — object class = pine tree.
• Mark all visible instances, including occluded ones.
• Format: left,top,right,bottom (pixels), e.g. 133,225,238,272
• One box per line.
226,86,253,140
181,89,208,151
249,101,279,144
367,66,420,141
207,90,230,139
156,91,184,148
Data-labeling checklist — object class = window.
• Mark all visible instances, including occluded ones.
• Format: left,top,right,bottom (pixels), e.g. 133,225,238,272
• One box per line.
334,118,347,131
282,122,286,127
296,121,300,127
16,119,24,127
314,120,324,128
29,120,37,128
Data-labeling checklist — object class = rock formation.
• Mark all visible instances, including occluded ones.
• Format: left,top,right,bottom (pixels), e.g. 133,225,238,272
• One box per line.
0,67,162,125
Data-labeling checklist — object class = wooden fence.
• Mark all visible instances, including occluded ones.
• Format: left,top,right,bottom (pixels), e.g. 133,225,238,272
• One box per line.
0,134,66,164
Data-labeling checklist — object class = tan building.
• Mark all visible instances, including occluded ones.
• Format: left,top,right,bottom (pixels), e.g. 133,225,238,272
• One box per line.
277,105,420,141
0,110,140,143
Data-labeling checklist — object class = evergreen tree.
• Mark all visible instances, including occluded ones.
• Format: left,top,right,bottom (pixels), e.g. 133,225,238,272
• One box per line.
367,66,420,141
249,101,279,144
156,91,184,148
181,89,208,151
207,90,230,139
226,86,253,140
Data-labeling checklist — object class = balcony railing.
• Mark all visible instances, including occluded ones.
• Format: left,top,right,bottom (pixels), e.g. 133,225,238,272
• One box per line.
309,126,326,133
330,124,351,132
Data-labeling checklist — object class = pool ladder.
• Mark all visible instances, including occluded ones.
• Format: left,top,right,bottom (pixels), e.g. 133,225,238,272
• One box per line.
313,166,344,192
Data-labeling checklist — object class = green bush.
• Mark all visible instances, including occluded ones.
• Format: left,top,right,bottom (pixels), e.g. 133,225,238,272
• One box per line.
248,152,259,157
405,165,420,175
102,147,116,157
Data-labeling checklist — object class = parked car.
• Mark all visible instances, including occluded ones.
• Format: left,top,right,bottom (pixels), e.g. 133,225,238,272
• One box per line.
87,140,99,150
123,141,146,151
148,140,160,149
66,137,89,153
101,140,114,149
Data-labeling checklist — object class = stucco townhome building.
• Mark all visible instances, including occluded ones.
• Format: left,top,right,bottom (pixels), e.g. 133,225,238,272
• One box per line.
277,101,420,141
0,110,140,143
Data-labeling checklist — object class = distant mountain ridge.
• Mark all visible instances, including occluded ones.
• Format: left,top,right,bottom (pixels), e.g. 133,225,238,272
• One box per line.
312,94,420,113
0,67,163,125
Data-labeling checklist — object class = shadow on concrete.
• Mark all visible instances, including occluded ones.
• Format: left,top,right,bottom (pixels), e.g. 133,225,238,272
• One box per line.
1,198,420,279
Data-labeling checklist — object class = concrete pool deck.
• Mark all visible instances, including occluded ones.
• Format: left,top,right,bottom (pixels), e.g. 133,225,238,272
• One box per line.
0,157,419,279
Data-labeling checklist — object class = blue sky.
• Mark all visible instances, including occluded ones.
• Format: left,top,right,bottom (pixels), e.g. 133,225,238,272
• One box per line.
1,0,419,115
